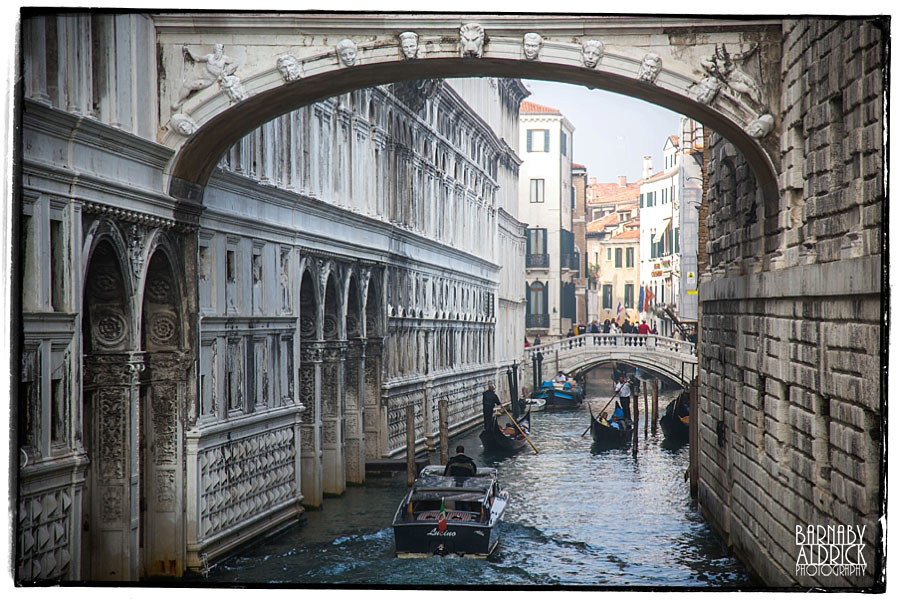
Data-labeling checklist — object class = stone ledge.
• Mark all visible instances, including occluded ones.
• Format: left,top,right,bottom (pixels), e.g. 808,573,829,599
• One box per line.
700,255,881,302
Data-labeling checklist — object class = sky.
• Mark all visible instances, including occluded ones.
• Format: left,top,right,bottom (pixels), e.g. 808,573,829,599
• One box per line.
522,79,683,185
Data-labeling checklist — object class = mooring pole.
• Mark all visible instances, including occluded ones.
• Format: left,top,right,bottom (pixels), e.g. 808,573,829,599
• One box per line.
644,386,649,437
406,404,416,487
653,379,659,428
632,395,639,456
689,377,699,498
649,382,656,435
438,398,449,466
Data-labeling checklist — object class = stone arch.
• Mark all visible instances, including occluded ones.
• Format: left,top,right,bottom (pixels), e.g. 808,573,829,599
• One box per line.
298,262,319,341
80,233,136,581
163,29,780,208
137,246,186,577
344,268,362,339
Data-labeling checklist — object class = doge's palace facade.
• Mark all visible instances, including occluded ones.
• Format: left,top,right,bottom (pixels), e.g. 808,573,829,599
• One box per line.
17,13,528,581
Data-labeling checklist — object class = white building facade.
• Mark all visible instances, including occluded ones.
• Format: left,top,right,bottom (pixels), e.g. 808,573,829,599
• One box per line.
639,138,681,336
518,101,576,342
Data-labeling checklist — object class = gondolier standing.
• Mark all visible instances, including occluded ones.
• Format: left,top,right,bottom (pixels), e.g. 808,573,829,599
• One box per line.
483,383,501,431
615,375,632,421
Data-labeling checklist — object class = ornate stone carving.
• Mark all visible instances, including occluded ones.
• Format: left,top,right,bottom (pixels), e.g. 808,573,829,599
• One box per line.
90,270,121,300
276,54,302,81
398,32,419,60
689,76,721,105
98,388,127,480
391,79,444,113
581,39,604,68
156,470,176,512
280,250,291,311
300,315,316,338
219,73,247,104
170,113,198,136
459,23,485,58
523,32,543,61
101,486,123,523
323,421,337,444
152,383,178,464
336,39,358,67
148,311,179,347
323,315,338,339
94,311,128,347
145,273,174,303
638,52,662,83
747,114,775,139
173,43,240,109
700,43,763,106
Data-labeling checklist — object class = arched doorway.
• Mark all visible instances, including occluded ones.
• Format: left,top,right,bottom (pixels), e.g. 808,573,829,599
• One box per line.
138,247,187,577
298,267,323,506
81,235,137,581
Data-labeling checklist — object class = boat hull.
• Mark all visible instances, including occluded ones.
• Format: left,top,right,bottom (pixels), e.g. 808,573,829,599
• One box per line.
393,522,500,558
480,412,531,453
590,416,633,446
660,394,690,442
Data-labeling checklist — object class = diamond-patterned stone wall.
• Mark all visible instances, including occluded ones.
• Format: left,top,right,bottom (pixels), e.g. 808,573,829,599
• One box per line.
197,427,296,540
17,487,74,582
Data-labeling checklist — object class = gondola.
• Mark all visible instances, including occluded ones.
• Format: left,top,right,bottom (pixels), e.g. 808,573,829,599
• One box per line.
532,380,583,409
392,465,508,558
523,397,546,412
590,407,633,447
660,391,690,442
480,407,531,453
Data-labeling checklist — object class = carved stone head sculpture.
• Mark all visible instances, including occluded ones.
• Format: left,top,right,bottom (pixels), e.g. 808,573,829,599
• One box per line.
747,114,775,138
336,39,358,67
692,76,721,105
276,54,302,81
581,39,604,68
523,32,543,61
638,52,662,83
399,31,419,60
169,113,198,136
459,23,485,58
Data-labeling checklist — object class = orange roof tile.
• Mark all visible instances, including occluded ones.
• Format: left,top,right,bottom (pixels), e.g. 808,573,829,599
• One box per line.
612,229,641,240
520,100,561,114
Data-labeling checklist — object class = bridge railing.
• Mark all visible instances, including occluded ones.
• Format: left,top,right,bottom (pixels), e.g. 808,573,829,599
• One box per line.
525,333,696,361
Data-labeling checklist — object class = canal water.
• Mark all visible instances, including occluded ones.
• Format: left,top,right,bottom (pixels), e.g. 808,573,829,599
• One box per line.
194,368,750,588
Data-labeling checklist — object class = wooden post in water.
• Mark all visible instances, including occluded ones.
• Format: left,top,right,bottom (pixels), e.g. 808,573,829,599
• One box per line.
632,395,639,456
406,404,416,487
649,383,657,435
644,387,649,437
652,379,659,429
438,398,449,466
689,377,699,497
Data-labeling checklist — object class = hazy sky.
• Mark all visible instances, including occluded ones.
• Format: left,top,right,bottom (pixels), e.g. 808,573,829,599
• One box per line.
522,79,683,185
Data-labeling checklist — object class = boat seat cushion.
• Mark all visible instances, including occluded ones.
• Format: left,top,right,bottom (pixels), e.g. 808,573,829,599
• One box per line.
417,510,477,522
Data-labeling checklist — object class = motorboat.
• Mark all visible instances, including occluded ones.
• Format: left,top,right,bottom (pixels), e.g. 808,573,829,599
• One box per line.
532,379,583,409
392,465,508,558
480,407,531,453
523,397,546,412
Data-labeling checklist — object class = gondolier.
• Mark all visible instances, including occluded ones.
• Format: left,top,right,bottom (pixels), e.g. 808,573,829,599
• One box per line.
482,383,501,431
615,375,632,421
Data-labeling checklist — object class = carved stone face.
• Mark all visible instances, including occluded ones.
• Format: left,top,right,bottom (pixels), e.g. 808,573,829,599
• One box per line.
336,39,358,66
459,23,484,58
399,32,418,59
276,55,302,81
523,33,542,61
581,40,604,68
694,76,721,105
638,53,662,83
747,114,775,138
170,113,197,136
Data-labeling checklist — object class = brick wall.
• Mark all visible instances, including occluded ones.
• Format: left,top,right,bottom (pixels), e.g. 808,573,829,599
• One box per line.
698,17,885,588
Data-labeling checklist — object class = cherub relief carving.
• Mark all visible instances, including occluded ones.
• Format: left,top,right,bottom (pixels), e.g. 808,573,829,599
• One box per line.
172,43,240,109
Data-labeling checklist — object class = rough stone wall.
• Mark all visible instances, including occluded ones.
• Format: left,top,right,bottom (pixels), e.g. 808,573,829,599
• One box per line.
698,18,884,588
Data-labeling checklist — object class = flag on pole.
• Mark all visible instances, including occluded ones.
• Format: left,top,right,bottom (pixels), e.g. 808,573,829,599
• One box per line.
638,286,645,312
616,301,623,315
645,285,655,307
438,497,447,532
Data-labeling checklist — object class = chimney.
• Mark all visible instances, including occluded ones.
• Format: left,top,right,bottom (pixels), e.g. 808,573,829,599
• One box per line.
589,177,597,186
642,156,653,179
618,175,627,187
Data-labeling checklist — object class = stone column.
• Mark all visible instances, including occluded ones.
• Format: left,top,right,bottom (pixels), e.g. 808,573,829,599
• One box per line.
321,341,346,495
363,338,386,458
344,338,366,484
299,341,323,507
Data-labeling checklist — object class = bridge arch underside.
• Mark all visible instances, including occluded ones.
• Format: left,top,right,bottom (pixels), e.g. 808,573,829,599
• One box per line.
567,356,695,388
165,32,781,205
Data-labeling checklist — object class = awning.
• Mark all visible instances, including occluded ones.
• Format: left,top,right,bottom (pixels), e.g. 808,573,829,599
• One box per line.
653,218,672,243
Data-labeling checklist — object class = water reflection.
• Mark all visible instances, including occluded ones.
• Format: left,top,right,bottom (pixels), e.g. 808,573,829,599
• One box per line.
195,368,749,588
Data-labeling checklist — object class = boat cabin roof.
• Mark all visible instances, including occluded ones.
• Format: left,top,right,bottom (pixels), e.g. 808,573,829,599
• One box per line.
407,466,497,502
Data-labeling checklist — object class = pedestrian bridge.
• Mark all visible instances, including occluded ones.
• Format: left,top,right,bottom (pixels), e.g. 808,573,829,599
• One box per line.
522,334,698,387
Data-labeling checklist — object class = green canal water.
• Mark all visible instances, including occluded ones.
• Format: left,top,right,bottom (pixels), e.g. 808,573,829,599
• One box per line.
190,369,750,588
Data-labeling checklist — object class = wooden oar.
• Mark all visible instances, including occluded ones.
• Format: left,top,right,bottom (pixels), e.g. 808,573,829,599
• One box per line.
499,401,539,454
581,392,617,437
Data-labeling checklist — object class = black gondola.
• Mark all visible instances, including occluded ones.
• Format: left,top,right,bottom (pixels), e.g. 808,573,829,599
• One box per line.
590,408,633,446
660,391,690,442
480,408,531,453
392,465,508,558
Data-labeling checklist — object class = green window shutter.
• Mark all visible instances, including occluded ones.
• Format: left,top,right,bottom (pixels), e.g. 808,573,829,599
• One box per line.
527,130,533,152
544,130,550,152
